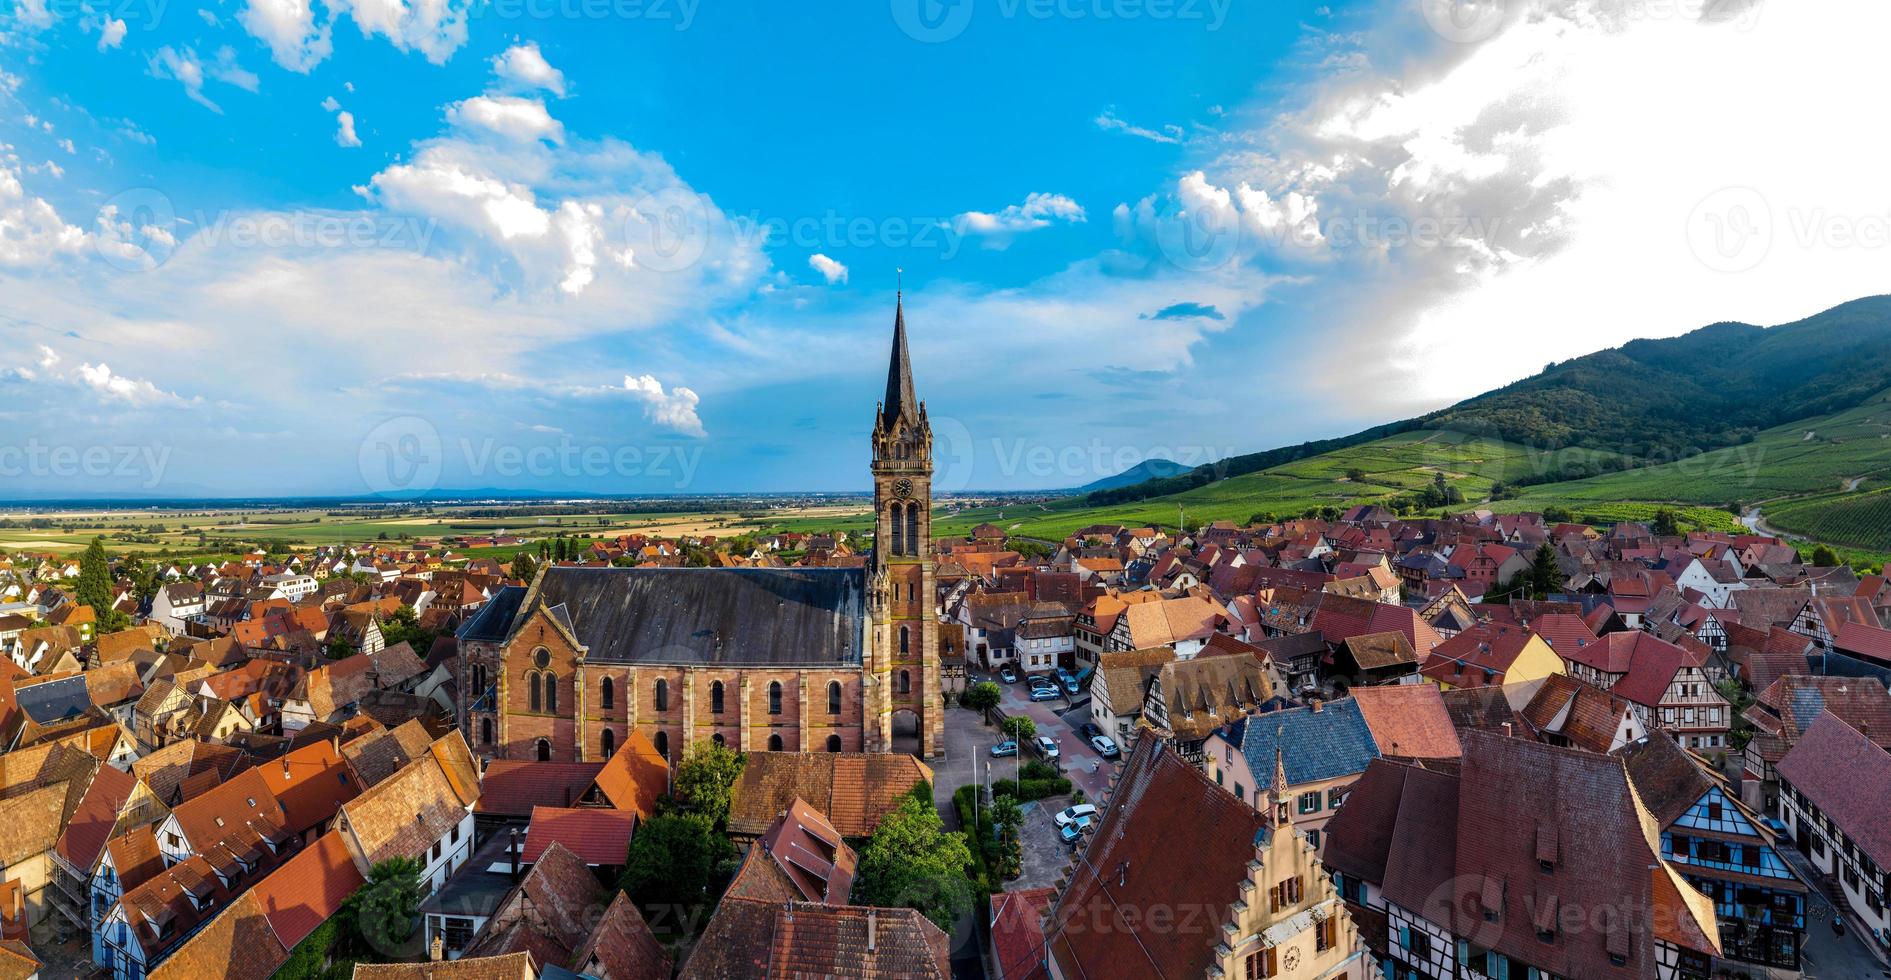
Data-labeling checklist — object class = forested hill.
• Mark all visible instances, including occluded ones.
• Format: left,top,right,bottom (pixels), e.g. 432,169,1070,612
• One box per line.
1088,294,1891,507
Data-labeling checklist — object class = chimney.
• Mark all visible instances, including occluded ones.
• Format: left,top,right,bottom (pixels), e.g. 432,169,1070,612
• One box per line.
430,934,444,961
509,827,520,881
867,909,877,952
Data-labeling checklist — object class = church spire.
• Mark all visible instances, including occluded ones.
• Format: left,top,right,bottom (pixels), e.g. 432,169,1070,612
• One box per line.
881,290,919,430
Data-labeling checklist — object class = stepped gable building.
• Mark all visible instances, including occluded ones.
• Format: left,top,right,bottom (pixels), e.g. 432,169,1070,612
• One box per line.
463,295,944,763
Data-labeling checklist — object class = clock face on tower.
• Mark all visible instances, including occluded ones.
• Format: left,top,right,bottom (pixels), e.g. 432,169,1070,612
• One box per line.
1282,947,1300,971
891,478,913,499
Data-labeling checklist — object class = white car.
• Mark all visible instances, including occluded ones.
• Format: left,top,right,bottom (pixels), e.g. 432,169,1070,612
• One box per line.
1034,735,1060,759
1089,734,1120,758
1053,803,1099,828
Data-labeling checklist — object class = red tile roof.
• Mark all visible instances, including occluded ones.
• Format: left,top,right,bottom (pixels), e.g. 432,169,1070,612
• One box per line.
54,763,136,873
250,829,364,950
1777,711,1891,868
1043,738,1268,978
253,739,360,836
520,806,636,866
990,887,1055,980
474,760,604,818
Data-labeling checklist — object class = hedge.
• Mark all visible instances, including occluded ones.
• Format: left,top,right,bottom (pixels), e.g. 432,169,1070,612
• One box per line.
992,776,1072,801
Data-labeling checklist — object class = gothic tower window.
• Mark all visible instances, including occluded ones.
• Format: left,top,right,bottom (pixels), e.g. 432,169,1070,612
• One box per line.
828,680,842,714
898,669,911,694
655,678,669,712
889,502,905,556
654,731,668,758
768,681,783,715
711,680,725,714
528,673,541,712
600,728,615,759
900,625,910,654
544,673,557,714
601,677,614,710
480,718,492,744
905,505,919,555
536,738,551,762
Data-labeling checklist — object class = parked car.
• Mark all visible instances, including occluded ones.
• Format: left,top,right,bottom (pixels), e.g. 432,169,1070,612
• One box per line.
998,664,1019,683
1056,668,1080,694
1077,721,1103,740
990,740,1018,758
1058,813,1095,844
1035,735,1061,759
1052,803,1098,828
1027,673,1057,690
1089,734,1120,758
1029,685,1060,702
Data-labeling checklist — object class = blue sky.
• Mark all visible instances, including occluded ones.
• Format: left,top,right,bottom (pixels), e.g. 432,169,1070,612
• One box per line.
1,0,1884,498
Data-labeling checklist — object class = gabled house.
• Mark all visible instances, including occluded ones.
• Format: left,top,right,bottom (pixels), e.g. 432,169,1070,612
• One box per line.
1204,695,1381,847
1620,732,1808,973
333,732,480,893
1773,711,1891,954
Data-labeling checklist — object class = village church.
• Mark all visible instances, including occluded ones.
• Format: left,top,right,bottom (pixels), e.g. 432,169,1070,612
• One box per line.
457,297,945,764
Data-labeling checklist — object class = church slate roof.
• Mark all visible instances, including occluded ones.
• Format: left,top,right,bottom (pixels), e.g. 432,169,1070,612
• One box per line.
514,566,867,668
456,585,526,643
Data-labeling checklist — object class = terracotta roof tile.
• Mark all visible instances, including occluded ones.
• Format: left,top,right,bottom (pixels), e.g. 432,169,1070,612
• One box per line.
146,891,289,980
475,760,604,818
338,745,469,866
249,829,364,950
569,891,672,980
520,806,636,866
1776,711,1891,868
682,898,949,979
588,729,666,818
728,753,932,838
1349,684,1462,761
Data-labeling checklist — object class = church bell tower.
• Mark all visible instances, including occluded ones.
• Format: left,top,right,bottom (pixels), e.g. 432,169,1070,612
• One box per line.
867,292,942,758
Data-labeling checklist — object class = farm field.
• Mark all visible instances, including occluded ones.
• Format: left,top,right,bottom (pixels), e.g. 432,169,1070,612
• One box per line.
1762,489,1891,551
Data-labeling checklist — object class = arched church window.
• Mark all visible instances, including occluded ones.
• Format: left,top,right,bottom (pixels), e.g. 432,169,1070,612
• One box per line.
535,738,551,761
827,734,842,753
900,626,910,654
768,681,783,715
601,677,614,710
711,680,725,714
905,505,919,555
768,734,784,751
544,673,557,714
601,728,615,759
655,678,669,711
528,673,541,712
828,681,842,714
898,669,912,694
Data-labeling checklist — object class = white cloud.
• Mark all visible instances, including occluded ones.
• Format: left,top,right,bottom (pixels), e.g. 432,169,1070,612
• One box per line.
621,374,705,437
445,95,563,144
97,17,127,50
238,0,332,72
0,164,88,267
808,253,848,285
14,0,54,28
328,0,470,65
149,47,220,112
76,363,189,406
1159,0,1871,419
210,46,261,92
1096,109,1183,145
36,345,59,370
56,138,75,154
335,111,361,147
198,8,222,26
321,96,340,112
27,160,63,179
492,42,565,96
952,192,1087,248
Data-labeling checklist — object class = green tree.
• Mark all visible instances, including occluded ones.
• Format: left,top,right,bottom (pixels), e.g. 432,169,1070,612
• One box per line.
1542,505,1573,524
340,857,422,960
673,739,746,827
962,681,1001,716
852,794,975,930
1000,715,1037,742
1811,544,1840,567
1345,468,1367,483
377,605,436,653
1652,507,1681,537
77,536,113,616
619,812,731,923
510,550,538,582
1530,542,1561,598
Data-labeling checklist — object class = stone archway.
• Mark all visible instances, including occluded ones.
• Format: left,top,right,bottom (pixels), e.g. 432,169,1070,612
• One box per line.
891,708,921,757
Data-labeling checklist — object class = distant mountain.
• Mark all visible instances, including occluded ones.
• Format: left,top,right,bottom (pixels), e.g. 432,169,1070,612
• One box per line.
1076,458,1194,492
1088,295,1891,506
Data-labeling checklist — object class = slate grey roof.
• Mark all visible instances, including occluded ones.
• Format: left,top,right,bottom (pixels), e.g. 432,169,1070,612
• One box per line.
512,567,866,667
1224,696,1381,786
456,585,526,643
17,674,93,725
